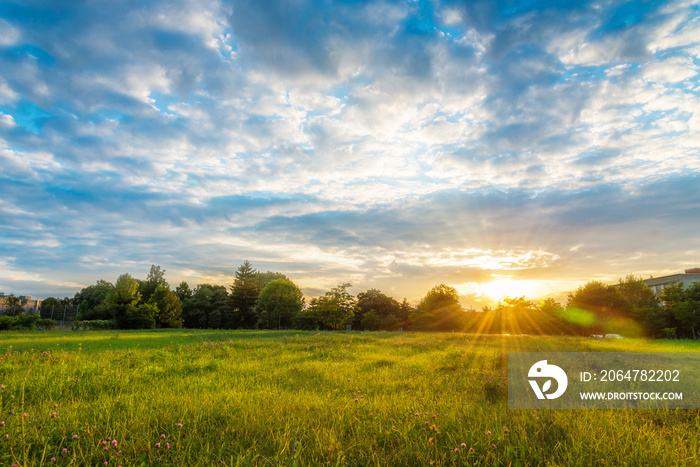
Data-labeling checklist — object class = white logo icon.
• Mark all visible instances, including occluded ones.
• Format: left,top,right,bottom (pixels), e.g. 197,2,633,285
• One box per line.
528,360,568,399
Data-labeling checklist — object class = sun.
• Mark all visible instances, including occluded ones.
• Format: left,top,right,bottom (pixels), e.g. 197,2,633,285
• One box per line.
478,279,540,301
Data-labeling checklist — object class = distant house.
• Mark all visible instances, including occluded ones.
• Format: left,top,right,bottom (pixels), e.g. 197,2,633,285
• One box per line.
0,293,42,314
643,268,700,296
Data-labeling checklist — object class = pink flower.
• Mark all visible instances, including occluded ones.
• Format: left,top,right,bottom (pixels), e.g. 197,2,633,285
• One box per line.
160,434,166,439
0,421,4,426
51,412,57,418
165,443,170,449
425,421,429,425
102,441,107,446
53,404,58,408
51,458,56,462
111,440,118,448
104,447,108,451
177,423,183,429
354,398,358,402
469,447,474,452
104,462,108,466
454,448,460,453
461,443,466,447
0,385,4,389
61,448,68,454
155,443,161,449
487,431,491,435
22,413,27,417
72,435,79,440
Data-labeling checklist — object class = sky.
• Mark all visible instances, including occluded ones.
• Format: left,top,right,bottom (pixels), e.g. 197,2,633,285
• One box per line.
1,0,699,308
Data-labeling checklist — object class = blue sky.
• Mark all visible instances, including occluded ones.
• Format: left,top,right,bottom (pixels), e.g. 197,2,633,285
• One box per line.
1,0,699,306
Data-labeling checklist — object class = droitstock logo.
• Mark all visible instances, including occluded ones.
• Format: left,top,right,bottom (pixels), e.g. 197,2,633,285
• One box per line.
528,360,568,400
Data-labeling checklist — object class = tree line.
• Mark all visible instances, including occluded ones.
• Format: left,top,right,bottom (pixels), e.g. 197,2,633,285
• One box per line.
7,263,700,338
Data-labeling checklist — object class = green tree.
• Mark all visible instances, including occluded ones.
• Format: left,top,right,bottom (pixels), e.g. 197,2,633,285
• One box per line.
566,280,632,335
104,273,142,328
74,279,113,320
660,282,700,338
150,284,183,328
121,302,157,329
40,297,62,319
226,261,261,328
254,271,289,291
182,284,228,328
616,275,663,337
175,281,193,302
255,278,304,329
355,289,402,330
411,284,465,331
309,283,357,330
140,265,168,304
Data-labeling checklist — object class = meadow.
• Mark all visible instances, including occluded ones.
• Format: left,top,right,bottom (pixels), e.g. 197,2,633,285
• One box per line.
0,330,699,466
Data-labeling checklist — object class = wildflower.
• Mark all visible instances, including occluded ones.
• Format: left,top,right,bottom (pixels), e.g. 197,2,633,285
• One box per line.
155,443,161,449
414,413,418,416
469,447,474,452
487,431,491,435
504,428,509,435
425,421,429,425
354,398,358,402
0,421,4,426
111,440,118,448
454,448,460,453
51,413,57,418
22,413,28,417
53,404,58,408
160,434,166,439
72,435,79,440
165,443,170,449
177,423,183,429
461,443,466,447
104,447,108,451
0,385,4,389
51,458,56,462
61,448,68,454
492,443,496,448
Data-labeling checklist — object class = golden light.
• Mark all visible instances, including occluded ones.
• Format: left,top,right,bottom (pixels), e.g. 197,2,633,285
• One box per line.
478,279,542,301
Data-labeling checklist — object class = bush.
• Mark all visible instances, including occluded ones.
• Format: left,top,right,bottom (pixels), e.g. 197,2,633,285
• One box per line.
0,315,19,331
17,313,40,330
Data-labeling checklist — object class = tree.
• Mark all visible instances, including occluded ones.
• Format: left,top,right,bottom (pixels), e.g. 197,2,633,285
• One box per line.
140,265,168,304
254,271,289,291
566,280,632,335
308,283,357,330
355,289,404,331
175,281,193,302
226,261,261,328
411,284,465,331
104,273,142,328
182,284,228,329
2,294,22,316
74,279,113,320
616,275,663,337
255,278,304,329
40,297,62,319
150,284,183,328
660,282,700,338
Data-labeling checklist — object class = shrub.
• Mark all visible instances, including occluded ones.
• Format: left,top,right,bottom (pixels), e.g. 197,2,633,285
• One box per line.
0,315,19,331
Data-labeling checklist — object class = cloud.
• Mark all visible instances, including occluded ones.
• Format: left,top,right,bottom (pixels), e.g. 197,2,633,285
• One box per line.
0,0,698,303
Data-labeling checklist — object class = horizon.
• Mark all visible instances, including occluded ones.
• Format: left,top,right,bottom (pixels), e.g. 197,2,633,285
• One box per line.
1,1,699,308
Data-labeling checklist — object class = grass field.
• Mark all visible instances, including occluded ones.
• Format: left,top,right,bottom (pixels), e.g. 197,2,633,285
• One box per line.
0,329,699,466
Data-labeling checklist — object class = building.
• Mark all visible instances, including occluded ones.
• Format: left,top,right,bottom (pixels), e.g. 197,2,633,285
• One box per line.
0,293,42,314
643,268,700,296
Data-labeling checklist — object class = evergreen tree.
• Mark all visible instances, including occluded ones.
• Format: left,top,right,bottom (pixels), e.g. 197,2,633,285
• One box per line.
226,261,261,328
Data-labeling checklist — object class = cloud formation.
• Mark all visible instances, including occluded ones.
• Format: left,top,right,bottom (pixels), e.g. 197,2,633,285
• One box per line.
0,0,699,305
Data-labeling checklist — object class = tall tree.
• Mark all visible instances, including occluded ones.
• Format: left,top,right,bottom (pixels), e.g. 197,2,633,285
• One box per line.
175,281,193,302
140,265,168,304
660,282,700,338
150,284,183,328
181,284,228,329
104,273,150,328
254,271,289,291
255,278,304,329
226,261,261,328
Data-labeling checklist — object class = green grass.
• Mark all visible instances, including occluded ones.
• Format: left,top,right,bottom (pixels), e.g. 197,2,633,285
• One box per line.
0,330,699,466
